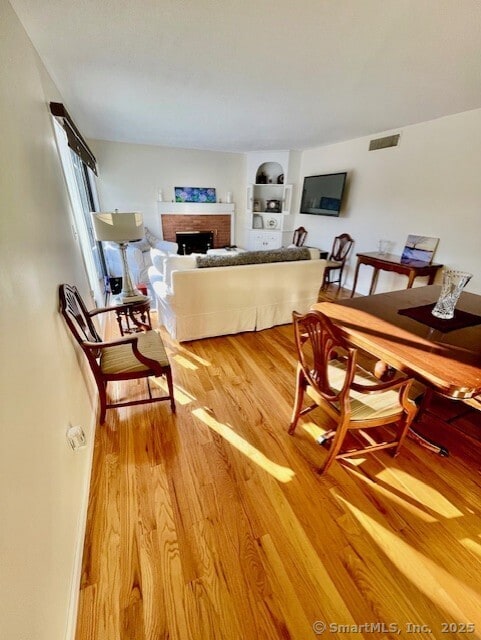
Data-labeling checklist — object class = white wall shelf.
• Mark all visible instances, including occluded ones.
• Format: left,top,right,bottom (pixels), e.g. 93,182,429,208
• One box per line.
244,152,294,250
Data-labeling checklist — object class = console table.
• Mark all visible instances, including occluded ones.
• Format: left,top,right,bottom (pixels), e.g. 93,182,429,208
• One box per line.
350,252,443,297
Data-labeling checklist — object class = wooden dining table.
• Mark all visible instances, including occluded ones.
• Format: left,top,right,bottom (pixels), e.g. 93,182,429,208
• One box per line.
312,286,481,454
312,285,481,399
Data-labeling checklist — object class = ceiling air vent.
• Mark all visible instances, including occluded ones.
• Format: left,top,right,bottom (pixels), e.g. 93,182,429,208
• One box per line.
369,134,400,151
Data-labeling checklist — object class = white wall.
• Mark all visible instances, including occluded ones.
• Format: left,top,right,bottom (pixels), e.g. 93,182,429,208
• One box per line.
91,110,481,297
89,139,246,244
3,3,480,636
0,1,96,638
295,109,481,294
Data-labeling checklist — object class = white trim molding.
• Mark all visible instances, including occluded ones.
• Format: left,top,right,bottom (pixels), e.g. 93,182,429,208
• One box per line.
157,201,235,214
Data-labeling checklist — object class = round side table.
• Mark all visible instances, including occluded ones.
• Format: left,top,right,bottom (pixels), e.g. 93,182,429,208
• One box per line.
114,298,152,336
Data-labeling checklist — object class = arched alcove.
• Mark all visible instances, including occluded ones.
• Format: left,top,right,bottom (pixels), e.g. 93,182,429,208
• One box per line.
255,161,284,184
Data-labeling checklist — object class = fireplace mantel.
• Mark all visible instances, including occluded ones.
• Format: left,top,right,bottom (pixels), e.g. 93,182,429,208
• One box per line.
158,202,235,215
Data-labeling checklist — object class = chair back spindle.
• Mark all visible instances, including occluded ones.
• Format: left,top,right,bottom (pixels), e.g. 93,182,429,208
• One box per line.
60,285,101,345
293,311,355,408
292,227,308,247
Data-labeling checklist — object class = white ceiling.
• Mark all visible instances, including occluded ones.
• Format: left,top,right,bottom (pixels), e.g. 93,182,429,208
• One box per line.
9,0,481,152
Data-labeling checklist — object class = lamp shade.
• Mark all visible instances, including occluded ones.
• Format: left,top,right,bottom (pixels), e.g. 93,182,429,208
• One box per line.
91,211,144,242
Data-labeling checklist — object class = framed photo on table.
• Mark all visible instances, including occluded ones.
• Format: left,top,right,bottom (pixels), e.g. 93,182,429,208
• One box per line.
401,235,439,264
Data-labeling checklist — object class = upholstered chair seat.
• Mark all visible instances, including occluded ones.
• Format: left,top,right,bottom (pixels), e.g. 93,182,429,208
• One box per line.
304,359,408,423
100,330,170,375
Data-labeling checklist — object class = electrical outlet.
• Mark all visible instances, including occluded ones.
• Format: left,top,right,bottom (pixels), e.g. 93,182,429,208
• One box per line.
66,425,87,451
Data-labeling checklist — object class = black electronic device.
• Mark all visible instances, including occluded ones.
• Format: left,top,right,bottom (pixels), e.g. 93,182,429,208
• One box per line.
108,277,122,295
299,172,347,216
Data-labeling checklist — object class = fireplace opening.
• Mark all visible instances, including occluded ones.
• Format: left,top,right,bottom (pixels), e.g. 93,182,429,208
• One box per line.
176,230,214,255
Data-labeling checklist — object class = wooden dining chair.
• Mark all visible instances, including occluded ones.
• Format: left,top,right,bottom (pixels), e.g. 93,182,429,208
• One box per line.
322,233,354,289
289,310,418,474
59,284,175,423
292,226,308,247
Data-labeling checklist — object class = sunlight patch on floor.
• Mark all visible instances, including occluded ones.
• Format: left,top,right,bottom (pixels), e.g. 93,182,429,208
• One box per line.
149,377,195,405
300,421,330,441
193,407,295,483
352,468,439,523
337,495,481,622
341,457,367,468
301,413,464,521
460,538,481,561
172,354,199,370
173,344,211,366
378,467,464,519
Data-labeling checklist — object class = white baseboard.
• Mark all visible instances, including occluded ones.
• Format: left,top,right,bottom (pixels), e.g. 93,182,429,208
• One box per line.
64,404,98,640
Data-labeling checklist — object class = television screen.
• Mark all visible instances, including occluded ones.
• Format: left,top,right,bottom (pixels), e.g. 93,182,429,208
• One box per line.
299,172,347,216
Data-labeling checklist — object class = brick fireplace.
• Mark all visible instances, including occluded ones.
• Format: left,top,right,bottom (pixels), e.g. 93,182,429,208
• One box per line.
161,214,232,249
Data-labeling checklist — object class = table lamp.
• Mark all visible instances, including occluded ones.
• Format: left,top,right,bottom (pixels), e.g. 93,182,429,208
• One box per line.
91,210,148,303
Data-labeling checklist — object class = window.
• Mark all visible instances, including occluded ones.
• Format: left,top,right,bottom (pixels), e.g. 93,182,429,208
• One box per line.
52,118,106,306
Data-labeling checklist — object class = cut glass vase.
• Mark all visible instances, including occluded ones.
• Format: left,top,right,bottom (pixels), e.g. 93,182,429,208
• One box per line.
431,269,472,320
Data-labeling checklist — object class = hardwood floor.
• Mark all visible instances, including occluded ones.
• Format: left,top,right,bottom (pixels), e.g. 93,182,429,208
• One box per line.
76,290,481,640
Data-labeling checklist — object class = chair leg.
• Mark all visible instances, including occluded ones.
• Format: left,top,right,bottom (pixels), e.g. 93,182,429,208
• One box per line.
337,266,344,289
321,268,330,290
288,367,306,434
318,421,349,474
166,368,176,414
412,387,433,423
98,381,107,424
146,377,153,399
322,267,342,290
394,426,409,456
393,402,418,456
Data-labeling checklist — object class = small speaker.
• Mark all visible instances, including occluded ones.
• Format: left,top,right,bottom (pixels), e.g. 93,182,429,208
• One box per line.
369,134,400,151
109,277,122,295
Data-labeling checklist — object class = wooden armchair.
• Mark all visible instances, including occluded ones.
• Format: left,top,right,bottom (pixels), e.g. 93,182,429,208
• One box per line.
289,310,417,474
322,233,354,289
292,226,308,247
59,284,175,423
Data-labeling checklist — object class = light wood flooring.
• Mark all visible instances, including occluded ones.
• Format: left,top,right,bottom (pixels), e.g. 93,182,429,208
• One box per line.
75,287,481,640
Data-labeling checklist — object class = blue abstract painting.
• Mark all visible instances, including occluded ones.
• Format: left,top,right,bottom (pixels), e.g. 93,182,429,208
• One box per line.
175,187,216,203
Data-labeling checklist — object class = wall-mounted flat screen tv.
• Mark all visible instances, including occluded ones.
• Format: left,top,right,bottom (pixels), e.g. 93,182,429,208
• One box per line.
299,172,347,216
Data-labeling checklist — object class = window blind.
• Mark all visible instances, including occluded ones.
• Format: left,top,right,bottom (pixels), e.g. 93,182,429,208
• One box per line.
49,102,98,175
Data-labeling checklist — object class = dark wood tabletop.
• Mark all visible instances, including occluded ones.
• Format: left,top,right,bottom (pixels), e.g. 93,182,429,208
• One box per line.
312,285,481,399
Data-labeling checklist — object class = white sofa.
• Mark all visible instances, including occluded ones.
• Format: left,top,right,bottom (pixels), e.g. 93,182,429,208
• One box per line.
148,248,326,342
102,227,177,287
